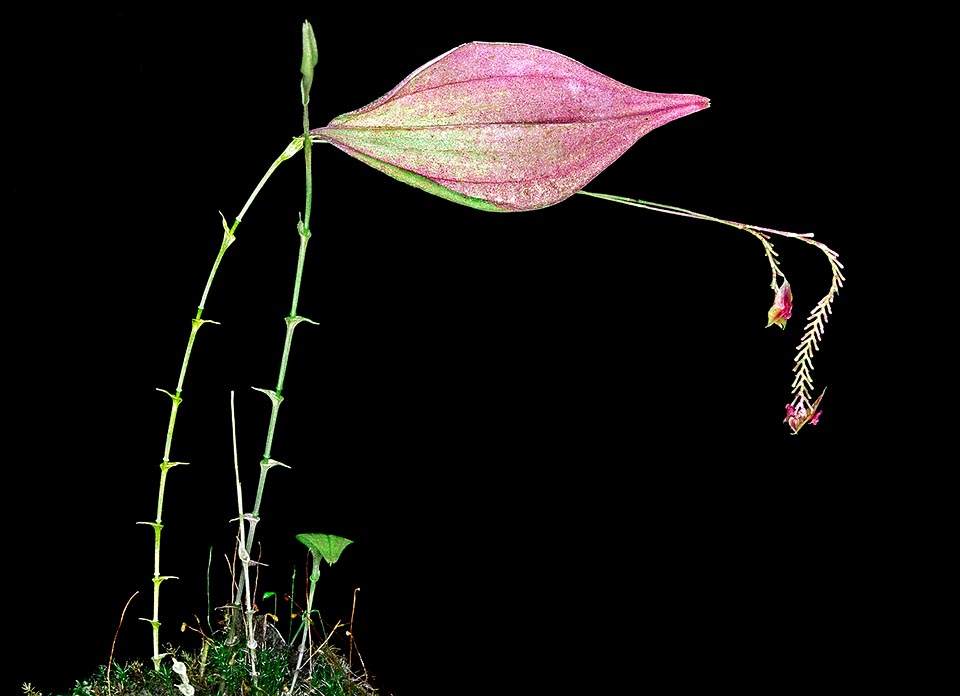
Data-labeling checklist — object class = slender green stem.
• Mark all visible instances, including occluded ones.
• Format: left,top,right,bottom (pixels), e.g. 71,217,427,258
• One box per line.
137,140,301,671
281,237,311,392
291,560,321,693
303,111,314,233
231,22,319,611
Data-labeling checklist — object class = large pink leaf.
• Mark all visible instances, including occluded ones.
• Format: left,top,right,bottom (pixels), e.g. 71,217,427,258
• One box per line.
310,42,709,212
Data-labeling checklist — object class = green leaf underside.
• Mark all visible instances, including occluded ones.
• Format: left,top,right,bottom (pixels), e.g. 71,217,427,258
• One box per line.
344,150,508,211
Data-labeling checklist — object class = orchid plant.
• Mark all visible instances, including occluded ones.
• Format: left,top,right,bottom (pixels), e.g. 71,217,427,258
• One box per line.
138,19,842,683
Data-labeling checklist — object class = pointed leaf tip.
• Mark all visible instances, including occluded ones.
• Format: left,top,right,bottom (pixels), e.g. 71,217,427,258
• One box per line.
312,42,709,211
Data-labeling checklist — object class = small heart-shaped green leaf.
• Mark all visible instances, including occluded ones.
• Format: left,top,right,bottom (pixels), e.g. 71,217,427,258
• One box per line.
296,533,353,566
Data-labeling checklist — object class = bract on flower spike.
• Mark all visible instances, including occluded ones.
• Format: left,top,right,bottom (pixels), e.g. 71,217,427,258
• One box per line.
311,42,709,211
785,388,826,434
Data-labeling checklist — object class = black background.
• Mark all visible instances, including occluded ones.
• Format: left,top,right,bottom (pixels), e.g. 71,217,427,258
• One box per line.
7,7,903,696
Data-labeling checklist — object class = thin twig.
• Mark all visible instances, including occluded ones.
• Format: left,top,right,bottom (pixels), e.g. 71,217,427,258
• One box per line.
107,591,139,696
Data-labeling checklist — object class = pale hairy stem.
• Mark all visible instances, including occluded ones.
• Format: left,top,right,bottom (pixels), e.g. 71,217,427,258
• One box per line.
231,391,259,686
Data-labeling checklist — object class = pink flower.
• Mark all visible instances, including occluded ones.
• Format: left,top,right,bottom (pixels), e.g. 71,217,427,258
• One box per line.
784,389,826,434
766,279,793,329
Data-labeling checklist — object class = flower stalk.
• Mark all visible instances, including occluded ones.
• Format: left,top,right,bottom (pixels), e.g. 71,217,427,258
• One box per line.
577,191,844,432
